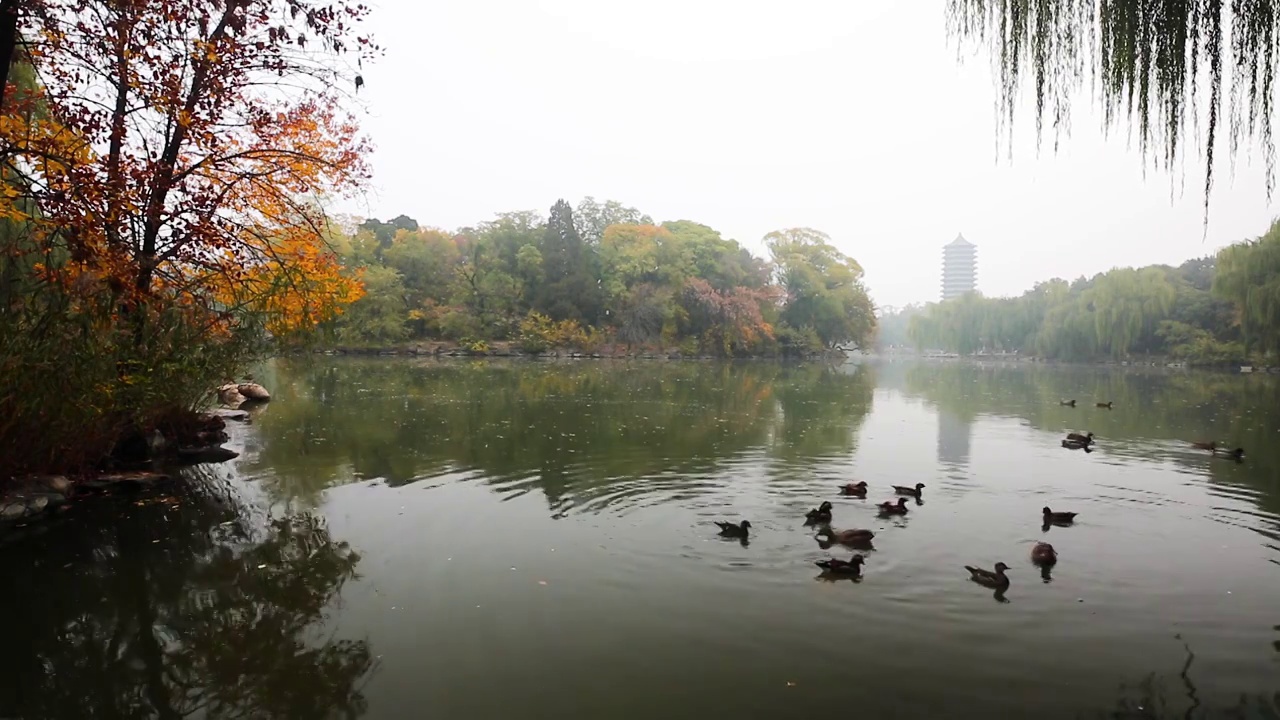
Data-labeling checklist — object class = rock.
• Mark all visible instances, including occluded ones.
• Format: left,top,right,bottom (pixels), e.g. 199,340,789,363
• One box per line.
218,384,246,406
0,503,25,521
175,446,240,464
237,382,270,401
88,471,172,488
215,410,250,422
25,495,48,514
27,475,71,494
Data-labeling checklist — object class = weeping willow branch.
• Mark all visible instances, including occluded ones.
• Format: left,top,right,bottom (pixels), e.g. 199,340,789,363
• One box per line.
946,0,1280,225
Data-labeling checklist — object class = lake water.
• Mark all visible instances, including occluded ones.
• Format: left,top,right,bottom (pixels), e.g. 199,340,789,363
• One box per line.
3,358,1280,719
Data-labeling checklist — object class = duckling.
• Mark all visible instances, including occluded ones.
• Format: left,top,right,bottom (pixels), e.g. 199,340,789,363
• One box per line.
965,562,1011,589
838,481,868,497
805,501,834,524
1212,446,1245,461
714,520,752,538
1065,431,1094,445
1190,440,1218,451
1061,439,1093,452
814,526,875,544
1096,401,1113,409
1042,506,1077,524
815,553,865,577
892,482,926,497
1060,399,1076,407
1031,542,1058,565
878,497,910,515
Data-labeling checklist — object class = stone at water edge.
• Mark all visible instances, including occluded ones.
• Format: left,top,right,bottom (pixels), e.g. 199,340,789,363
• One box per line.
217,384,245,406
0,502,25,521
175,446,240,464
237,382,270,400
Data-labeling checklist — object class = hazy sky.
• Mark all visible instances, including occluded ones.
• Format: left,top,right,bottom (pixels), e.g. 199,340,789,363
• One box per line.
342,0,1279,308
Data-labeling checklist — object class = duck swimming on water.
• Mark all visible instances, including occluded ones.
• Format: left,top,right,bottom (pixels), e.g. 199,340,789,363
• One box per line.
878,497,909,515
892,482,926,497
965,562,1011,589
839,481,868,497
714,520,752,538
1042,507,1077,524
815,553,865,577
805,501,834,524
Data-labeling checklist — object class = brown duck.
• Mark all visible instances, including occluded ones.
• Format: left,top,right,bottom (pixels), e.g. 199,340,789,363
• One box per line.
715,520,752,538
805,501,834,523
1061,439,1093,452
815,526,875,544
1060,399,1076,407
1031,542,1058,565
1065,431,1094,445
839,481,868,497
1190,440,1218,451
892,482,926,497
965,562,1010,589
1042,507,1077,524
1096,401,1113,409
878,497,909,515
815,553,865,577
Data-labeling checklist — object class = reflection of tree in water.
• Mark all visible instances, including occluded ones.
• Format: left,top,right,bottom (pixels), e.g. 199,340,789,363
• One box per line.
1104,637,1279,718
251,359,875,509
0,469,373,719
899,362,1280,514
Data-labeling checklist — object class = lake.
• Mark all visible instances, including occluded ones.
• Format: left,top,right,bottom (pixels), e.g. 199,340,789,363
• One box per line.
3,358,1279,719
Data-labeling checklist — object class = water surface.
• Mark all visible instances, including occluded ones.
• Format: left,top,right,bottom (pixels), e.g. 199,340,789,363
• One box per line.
3,359,1280,719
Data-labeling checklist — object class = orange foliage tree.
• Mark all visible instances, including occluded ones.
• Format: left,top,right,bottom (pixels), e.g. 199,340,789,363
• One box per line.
10,0,376,336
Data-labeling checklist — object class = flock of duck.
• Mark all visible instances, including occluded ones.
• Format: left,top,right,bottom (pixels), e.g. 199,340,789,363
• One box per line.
711,398,1249,595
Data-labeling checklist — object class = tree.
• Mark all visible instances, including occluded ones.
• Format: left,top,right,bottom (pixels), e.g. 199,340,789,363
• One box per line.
947,1,1280,219
13,0,375,332
574,197,652,245
765,228,876,349
1214,219,1280,358
533,199,602,323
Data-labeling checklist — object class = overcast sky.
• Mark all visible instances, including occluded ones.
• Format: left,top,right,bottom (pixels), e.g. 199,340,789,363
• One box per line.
341,0,1279,309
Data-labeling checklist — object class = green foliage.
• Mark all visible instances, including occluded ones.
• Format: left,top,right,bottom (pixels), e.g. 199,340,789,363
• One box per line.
946,1,1280,219
765,228,876,349
1213,219,1280,358
909,256,1244,365
326,199,875,357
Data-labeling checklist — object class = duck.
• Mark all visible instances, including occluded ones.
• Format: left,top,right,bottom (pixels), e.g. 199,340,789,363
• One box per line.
1061,439,1093,452
714,520,752,538
1060,399,1076,407
1096,401,1113,409
1031,542,1058,565
1212,446,1245,460
815,553,865,577
892,482,926,497
838,481,868,497
1042,506,1077,524
965,562,1011,589
1190,440,1218,451
878,497,910,515
814,526,875,544
1065,431,1094,445
805,501,834,523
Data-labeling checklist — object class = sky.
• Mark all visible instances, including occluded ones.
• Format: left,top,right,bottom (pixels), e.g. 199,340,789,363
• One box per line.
340,0,1280,309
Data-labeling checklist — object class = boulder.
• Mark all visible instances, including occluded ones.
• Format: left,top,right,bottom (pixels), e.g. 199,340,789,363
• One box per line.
237,382,270,401
0,502,25,521
218,384,245,406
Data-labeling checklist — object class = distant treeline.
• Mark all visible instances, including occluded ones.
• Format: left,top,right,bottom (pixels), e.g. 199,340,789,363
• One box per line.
318,198,875,357
878,219,1280,366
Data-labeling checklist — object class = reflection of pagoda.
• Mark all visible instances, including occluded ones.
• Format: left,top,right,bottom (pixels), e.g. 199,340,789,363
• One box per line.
936,409,971,471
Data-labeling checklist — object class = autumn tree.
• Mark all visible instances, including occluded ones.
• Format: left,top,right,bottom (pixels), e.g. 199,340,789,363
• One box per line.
0,0,377,475
533,199,602,323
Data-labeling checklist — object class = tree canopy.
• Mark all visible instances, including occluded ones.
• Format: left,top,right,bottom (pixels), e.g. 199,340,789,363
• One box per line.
322,201,877,357
947,1,1280,219
899,227,1280,366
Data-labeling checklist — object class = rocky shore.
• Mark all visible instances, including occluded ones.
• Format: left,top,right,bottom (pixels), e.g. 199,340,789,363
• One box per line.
0,382,271,533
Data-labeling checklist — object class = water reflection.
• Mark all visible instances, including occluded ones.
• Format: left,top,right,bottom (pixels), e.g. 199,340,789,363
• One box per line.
0,469,373,720
247,359,876,513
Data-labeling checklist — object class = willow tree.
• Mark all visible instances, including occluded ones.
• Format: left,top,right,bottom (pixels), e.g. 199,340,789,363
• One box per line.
947,1,1280,219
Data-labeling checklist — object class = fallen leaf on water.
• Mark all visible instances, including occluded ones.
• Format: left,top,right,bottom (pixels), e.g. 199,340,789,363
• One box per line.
538,581,548,586
786,681,796,687
256,564,267,569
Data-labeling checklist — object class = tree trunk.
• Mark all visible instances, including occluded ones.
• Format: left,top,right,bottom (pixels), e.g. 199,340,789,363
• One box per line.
0,0,18,111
